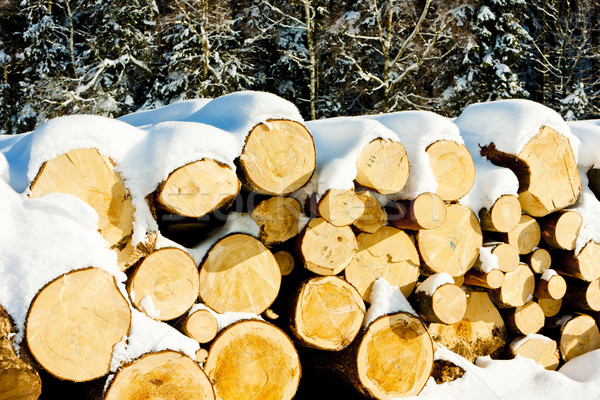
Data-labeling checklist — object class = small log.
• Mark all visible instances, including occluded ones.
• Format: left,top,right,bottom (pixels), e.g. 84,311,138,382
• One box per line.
179,309,219,344
478,194,522,233
478,242,520,273
489,263,535,308
480,125,582,217
426,140,475,201
491,214,541,255
344,226,420,301
386,192,446,230
355,138,410,195
552,314,600,361
196,348,209,364
273,250,295,276
539,210,582,250
298,218,357,276
463,267,505,289
552,240,600,282
537,298,562,318
505,301,545,335
522,248,551,274
26,268,131,382
204,320,301,400
563,278,600,311
534,270,567,300
128,247,199,321
104,351,215,400
353,190,387,234
199,234,281,314
508,335,560,370
290,276,366,351
414,279,467,324
250,196,301,246
317,189,365,227
156,159,240,218
416,203,482,276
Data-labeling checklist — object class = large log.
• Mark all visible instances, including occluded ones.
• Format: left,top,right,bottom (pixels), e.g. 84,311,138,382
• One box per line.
550,314,600,361
250,196,301,246
426,140,475,201
508,335,560,370
505,301,545,336
355,138,410,195
386,192,446,231
204,320,301,400
104,351,215,400
539,210,582,250
552,240,600,282
478,194,522,233
414,276,467,324
26,268,131,382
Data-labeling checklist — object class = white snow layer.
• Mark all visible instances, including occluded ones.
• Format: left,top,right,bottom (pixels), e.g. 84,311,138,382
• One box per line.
568,173,600,254
188,303,263,332
477,246,500,273
118,99,211,127
569,120,600,169
509,334,553,353
415,273,455,296
363,278,417,327
541,268,558,281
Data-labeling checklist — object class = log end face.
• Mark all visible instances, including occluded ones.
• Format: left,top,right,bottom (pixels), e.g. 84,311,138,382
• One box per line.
432,284,467,325
355,139,410,195
413,192,447,230
426,140,475,201
489,195,522,233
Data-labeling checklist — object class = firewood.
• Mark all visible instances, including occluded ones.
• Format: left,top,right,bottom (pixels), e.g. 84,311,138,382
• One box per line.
534,270,567,300
179,308,219,344
353,190,387,233
386,192,446,230
508,335,560,370
156,159,240,218
428,291,507,362
204,320,301,400
355,138,409,195
298,218,357,276
479,242,519,273
551,314,600,361
414,277,467,324
463,267,505,290
552,240,600,282
104,351,215,400
426,140,475,201
489,263,535,308
344,226,420,301
539,210,582,250
199,234,281,314
478,194,522,233
317,189,365,227
128,247,199,321
196,348,209,364
505,301,545,335
491,214,541,255
522,248,551,274
274,250,295,276
250,196,301,246
480,125,582,217
29,148,153,270
416,203,483,276
26,268,131,381
563,278,600,311
290,276,366,351
537,298,562,318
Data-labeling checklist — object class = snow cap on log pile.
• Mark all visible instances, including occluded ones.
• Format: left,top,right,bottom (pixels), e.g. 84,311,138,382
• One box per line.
0,151,8,182
118,99,211,127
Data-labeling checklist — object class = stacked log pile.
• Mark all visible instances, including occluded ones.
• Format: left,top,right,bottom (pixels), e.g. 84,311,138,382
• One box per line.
3,93,600,400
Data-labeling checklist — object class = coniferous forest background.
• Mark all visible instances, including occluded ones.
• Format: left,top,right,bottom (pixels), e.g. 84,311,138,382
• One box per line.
0,0,598,134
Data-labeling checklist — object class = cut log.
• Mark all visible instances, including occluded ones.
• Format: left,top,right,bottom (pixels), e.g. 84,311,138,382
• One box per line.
196,348,209,364
156,159,240,218
480,125,582,217
478,242,520,273
128,247,199,321
355,138,410,195
317,189,365,227
478,194,522,233
522,248,551,274
505,301,545,335
298,218,357,276
489,263,535,308
239,119,316,195
199,234,281,314
179,308,219,344
537,298,562,318
26,268,131,381
553,314,600,361
344,226,420,301
463,267,505,290
274,250,295,276
250,196,301,246
539,210,582,250
204,320,301,400
509,335,560,370
29,148,153,270
534,270,567,300
0,306,41,400
104,351,215,400
416,203,482,277
563,278,600,311
426,140,475,201
386,192,446,231
353,190,387,234
491,214,541,255
552,240,600,282
290,276,366,351
414,279,467,324
428,291,507,362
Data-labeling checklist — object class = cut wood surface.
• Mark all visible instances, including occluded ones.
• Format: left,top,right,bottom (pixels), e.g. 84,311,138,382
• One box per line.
540,210,582,250
426,140,475,201
492,214,541,255
414,281,467,324
509,335,559,370
239,119,316,195
480,125,582,217
345,226,420,301
553,240,600,282
299,218,357,276
478,194,522,233
199,234,281,314
463,268,505,290
250,196,301,246
273,250,295,276
26,268,130,382
156,159,240,218
534,272,567,300
353,190,387,234
522,248,552,274
290,276,366,351
556,314,600,361
29,148,150,270
386,192,446,231
354,138,409,195
480,242,520,273
489,263,535,308
505,301,545,336
179,309,219,344
128,247,199,321
317,189,365,227
104,351,215,400
537,298,562,318
204,320,301,400
428,291,507,362
563,278,600,311
417,203,482,277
